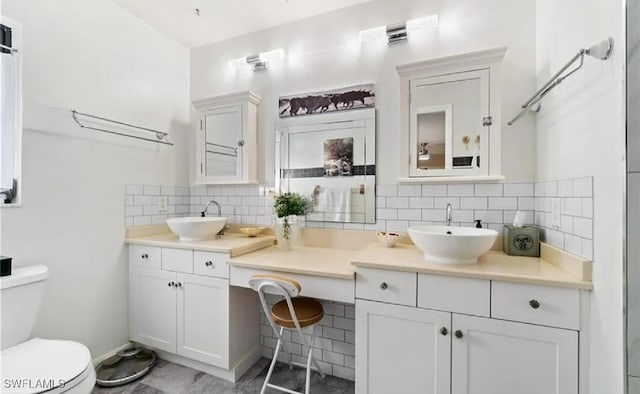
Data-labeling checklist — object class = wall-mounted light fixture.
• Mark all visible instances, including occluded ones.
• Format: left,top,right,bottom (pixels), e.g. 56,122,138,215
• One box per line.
359,15,438,45
228,49,285,71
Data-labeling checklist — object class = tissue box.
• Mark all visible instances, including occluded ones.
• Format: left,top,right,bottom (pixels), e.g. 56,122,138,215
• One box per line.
0,256,12,277
503,226,540,257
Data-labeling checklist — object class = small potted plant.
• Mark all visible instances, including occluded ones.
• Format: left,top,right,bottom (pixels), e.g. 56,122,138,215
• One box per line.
273,192,308,250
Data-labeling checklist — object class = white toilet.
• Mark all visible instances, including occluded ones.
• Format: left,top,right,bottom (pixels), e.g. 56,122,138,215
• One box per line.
1,265,96,393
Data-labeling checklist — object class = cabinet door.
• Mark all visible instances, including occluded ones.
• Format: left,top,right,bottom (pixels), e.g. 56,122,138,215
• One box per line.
176,273,229,368
201,105,243,182
129,267,177,353
355,299,451,394
409,69,490,177
452,314,578,394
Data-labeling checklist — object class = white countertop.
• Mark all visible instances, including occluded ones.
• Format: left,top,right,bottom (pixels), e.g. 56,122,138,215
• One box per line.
227,245,357,280
351,243,592,290
125,232,276,257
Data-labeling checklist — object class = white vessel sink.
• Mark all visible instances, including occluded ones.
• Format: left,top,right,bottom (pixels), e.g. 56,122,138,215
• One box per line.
407,225,498,265
166,217,227,241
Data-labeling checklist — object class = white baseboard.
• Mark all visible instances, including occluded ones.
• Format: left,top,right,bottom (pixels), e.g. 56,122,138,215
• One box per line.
92,341,133,366
154,346,262,382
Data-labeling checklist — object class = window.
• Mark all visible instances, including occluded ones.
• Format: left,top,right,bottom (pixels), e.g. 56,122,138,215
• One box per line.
0,17,21,205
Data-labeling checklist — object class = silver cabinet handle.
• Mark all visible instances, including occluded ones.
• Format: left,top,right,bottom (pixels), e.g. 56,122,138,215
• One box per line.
380,282,388,290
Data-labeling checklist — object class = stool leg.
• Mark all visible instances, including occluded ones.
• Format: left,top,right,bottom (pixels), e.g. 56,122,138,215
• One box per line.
309,324,325,379
261,328,284,394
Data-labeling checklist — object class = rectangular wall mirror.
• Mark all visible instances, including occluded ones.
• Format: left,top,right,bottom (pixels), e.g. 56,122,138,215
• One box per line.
276,108,376,224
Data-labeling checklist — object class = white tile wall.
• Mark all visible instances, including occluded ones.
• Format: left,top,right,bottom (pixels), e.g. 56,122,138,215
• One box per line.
259,294,356,381
124,184,191,227
534,177,594,259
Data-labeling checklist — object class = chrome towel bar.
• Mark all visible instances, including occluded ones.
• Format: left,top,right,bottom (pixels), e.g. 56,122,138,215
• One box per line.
508,37,614,126
71,110,173,146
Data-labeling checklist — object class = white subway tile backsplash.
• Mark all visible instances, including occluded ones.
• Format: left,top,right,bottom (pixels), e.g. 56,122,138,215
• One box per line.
398,209,422,221
460,197,488,210
143,185,161,196
398,184,422,197
386,197,409,209
376,184,397,197
434,197,460,209
518,197,535,211
582,198,594,218
488,197,518,210
503,183,534,197
409,197,434,209
125,184,143,195
558,179,573,197
534,177,594,259
562,198,582,217
573,217,593,239
474,183,503,196
422,184,447,196
474,210,503,223
447,184,474,196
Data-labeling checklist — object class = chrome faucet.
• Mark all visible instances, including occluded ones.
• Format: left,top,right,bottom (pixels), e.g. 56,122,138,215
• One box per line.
201,199,222,218
446,203,453,226
201,199,228,236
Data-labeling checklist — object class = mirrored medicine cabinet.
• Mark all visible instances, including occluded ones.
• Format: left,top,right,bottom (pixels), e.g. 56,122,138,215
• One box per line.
397,47,507,183
192,91,260,185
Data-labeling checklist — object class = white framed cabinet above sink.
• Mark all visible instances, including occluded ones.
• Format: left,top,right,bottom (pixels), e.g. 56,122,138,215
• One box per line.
193,91,261,185
396,47,507,183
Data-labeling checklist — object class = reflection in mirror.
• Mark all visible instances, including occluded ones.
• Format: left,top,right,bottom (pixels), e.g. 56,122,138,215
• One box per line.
409,69,489,176
416,106,450,170
204,106,242,178
276,109,376,224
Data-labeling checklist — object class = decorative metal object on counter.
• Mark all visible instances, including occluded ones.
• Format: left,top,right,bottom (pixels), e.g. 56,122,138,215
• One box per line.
95,347,156,387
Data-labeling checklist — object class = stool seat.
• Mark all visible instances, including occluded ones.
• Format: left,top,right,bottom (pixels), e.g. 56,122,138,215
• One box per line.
272,297,324,328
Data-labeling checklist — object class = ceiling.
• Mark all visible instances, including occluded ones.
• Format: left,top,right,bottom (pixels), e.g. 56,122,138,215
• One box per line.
115,0,373,48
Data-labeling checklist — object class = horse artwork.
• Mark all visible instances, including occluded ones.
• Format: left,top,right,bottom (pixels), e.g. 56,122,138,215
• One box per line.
278,84,375,118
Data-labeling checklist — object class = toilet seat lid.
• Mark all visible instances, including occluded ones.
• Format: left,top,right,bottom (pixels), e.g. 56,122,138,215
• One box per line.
1,338,91,393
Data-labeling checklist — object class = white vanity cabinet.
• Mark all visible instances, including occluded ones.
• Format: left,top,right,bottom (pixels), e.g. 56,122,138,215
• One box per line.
355,270,582,394
192,91,261,185
128,245,260,379
356,299,451,394
451,314,578,394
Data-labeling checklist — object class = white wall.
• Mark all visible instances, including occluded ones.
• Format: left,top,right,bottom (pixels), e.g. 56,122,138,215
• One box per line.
190,0,537,185
535,0,626,392
0,0,190,358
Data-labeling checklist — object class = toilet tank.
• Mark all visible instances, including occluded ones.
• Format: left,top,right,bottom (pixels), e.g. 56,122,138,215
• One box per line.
0,265,48,350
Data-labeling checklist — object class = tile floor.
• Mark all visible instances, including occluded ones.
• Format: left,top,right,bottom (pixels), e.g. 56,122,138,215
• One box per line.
92,358,354,394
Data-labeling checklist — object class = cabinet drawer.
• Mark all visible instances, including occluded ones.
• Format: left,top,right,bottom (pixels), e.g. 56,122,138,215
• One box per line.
161,248,194,273
491,281,580,330
356,268,417,307
193,251,229,279
129,245,161,270
418,274,490,317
